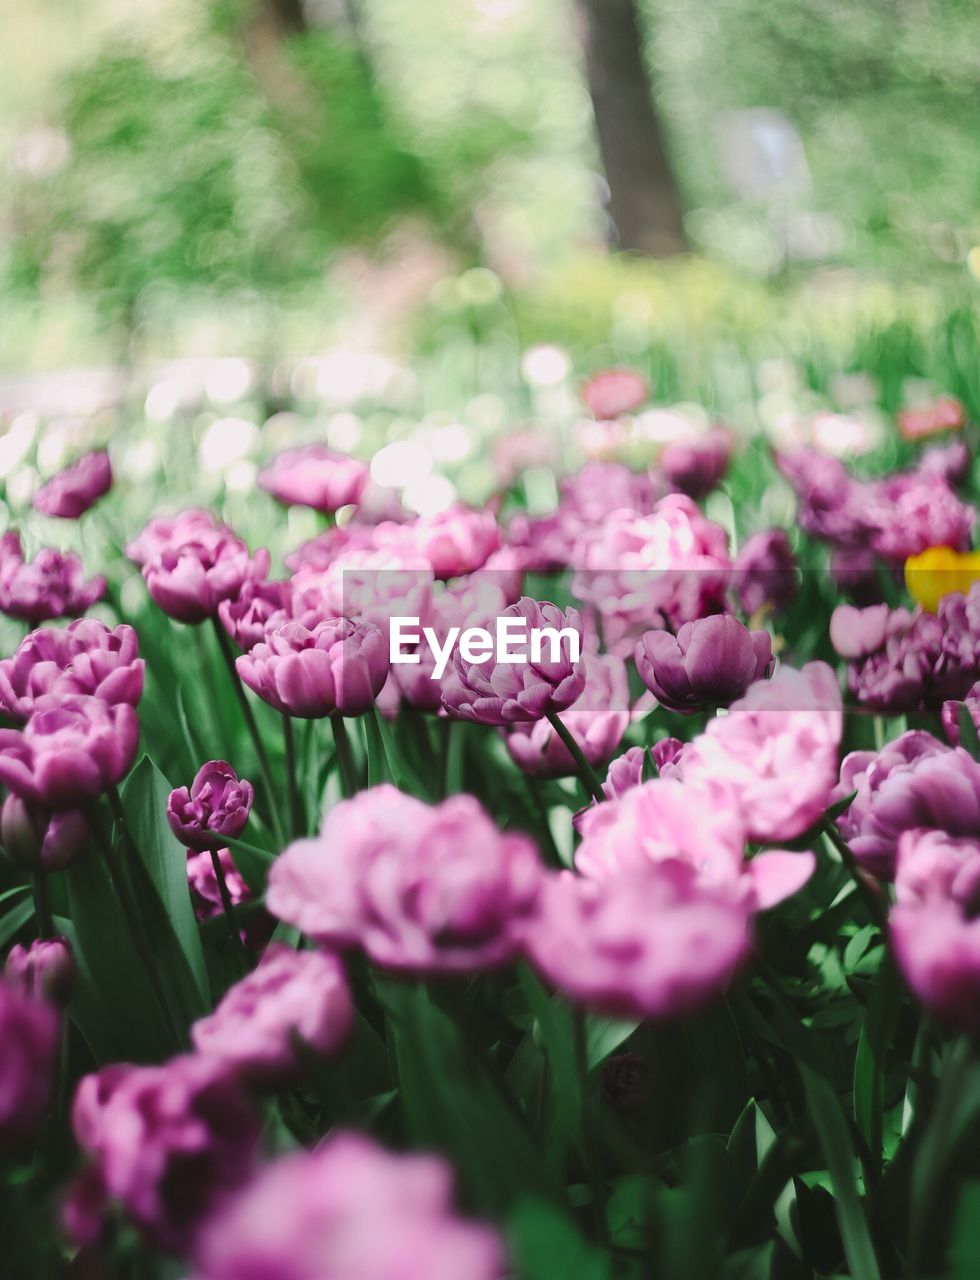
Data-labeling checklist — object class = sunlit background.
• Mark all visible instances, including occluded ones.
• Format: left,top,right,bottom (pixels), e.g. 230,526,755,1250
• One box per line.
1,0,979,523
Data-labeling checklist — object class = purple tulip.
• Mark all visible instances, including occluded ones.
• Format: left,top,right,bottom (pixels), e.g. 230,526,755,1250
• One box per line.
237,618,388,718
524,864,753,1019
192,1132,506,1280
0,533,105,625
776,448,871,547
217,579,293,651
571,496,732,654
661,428,732,500
573,739,688,834
126,509,221,567
6,937,75,1005
392,578,512,715
830,603,950,715
0,619,143,722
604,739,685,797
187,847,256,930
504,652,629,779
167,760,253,852
284,523,376,574
733,528,798,616
0,794,88,870
0,694,139,808
836,731,980,878
937,584,980,685
869,473,974,561
142,528,270,625
831,547,885,605
267,785,542,973
582,368,648,419
442,597,586,726
191,945,352,1085
0,978,59,1150
574,771,814,912
374,505,501,579
890,829,980,1032
918,438,970,485
681,661,843,842
33,451,112,519
68,1056,260,1253
258,444,369,514
635,615,772,714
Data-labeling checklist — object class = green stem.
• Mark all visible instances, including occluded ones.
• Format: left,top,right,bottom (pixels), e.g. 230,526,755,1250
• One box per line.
331,715,359,797
573,1008,607,1243
441,718,464,798
31,869,54,939
545,709,605,805
211,618,286,846
526,778,564,868
909,1038,975,1273
282,713,303,837
210,847,248,969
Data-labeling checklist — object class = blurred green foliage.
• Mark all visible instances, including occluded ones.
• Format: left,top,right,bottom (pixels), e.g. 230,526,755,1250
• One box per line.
0,0,978,366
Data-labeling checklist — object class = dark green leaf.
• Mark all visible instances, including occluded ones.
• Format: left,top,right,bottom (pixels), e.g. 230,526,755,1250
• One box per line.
958,704,980,761
64,846,176,1060
508,1197,609,1280
120,756,209,1020
0,894,34,947
800,1064,881,1280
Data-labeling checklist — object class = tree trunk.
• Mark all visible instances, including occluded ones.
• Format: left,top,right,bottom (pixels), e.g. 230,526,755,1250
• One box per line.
577,0,687,256
264,0,307,34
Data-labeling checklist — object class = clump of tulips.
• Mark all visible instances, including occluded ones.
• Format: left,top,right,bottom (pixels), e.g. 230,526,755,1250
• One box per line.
0,376,979,1280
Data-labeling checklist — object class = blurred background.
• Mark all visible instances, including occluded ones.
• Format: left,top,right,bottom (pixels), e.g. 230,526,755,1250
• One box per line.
1,0,979,456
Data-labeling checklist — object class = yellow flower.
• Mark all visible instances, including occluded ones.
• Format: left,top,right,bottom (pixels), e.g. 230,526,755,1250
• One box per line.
905,545,980,613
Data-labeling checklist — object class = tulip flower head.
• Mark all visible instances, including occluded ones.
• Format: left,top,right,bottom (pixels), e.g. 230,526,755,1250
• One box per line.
236,618,389,718
0,619,143,722
258,445,369,514
0,694,139,808
191,945,352,1084
635,614,772,714
0,534,105,625
192,1132,506,1280
33,451,112,519
167,760,253,852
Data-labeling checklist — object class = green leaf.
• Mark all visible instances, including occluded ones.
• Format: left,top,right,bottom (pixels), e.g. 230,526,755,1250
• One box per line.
958,704,980,761
64,846,176,1060
853,953,901,1174
823,789,858,823
385,981,558,1214
363,708,393,787
517,966,581,1162
508,1197,609,1280
223,833,276,895
120,756,209,1018
800,1064,882,1280
586,1014,639,1069
949,1181,980,1279
0,894,34,947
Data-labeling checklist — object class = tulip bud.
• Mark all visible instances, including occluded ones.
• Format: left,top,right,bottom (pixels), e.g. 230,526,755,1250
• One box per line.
33,451,112,520
0,794,88,871
167,761,254,852
7,937,75,1005
661,429,732,500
